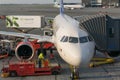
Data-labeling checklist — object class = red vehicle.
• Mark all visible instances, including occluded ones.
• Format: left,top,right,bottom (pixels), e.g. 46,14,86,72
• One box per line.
0,53,8,59
1,58,61,77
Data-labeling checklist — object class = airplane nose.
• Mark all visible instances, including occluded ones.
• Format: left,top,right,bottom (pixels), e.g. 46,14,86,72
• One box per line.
62,44,94,66
59,43,94,67
65,47,81,66
71,50,81,66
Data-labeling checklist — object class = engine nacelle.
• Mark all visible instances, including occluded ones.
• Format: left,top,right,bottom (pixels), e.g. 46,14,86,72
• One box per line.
15,41,39,61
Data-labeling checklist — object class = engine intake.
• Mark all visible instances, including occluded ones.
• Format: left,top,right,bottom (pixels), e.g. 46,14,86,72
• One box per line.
15,42,35,61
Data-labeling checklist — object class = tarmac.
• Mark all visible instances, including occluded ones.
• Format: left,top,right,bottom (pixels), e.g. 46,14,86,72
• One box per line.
1,51,120,80
0,4,120,80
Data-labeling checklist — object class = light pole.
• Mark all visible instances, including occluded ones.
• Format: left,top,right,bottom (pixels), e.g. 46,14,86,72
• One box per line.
109,0,111,8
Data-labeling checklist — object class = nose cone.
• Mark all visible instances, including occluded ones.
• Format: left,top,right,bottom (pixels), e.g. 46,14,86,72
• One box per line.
66,46,94,67
58,42,94,67
60,44,94,66
62,45,82,66
80,43,95,66
69,48,81,66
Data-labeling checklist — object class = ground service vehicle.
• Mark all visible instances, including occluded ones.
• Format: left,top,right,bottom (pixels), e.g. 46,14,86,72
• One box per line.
1,58,61,77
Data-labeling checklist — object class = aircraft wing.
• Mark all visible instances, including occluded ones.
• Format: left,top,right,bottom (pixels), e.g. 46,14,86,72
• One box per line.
0,31,53,43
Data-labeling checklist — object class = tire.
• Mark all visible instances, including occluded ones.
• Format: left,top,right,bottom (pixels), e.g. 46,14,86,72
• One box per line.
9,71,17,77
9,50,15,56
52,71,59,75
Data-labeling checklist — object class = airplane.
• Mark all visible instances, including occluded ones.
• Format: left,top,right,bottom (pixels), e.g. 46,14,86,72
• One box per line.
54,1,85,10
0,0,94,78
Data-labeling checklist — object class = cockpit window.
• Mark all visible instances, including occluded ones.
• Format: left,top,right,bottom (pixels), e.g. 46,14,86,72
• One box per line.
60,36,65,42
69,37,78,43
79,36,88,43
61,36,90,43
60,36,68,42
88,36,93,41
63,36,68,42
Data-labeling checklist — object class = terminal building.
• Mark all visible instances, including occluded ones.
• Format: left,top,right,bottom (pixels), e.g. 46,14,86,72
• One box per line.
83,0,120,7
0,0,119,7
0,0,82,4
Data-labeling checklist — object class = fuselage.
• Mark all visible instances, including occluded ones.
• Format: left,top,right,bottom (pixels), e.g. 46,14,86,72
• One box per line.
54,3,84,9
52,14,95,66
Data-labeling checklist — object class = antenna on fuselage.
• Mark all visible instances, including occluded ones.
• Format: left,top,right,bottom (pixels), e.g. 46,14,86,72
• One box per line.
60,0,64,15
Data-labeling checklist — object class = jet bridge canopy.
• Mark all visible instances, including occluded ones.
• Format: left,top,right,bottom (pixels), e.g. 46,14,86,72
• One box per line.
76,14,120,52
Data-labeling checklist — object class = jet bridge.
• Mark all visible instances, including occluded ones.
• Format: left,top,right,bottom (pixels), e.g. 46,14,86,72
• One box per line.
75,13,120,54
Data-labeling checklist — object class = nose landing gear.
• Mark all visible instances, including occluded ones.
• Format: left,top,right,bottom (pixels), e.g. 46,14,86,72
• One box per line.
70,66,80,80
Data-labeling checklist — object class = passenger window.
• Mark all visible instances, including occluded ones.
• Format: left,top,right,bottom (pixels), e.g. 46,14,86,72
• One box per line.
69,37,78,43
109,28,114,37
79,37,88,43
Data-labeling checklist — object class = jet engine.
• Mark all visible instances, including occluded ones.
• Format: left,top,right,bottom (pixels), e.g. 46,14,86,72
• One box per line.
15,41,40,61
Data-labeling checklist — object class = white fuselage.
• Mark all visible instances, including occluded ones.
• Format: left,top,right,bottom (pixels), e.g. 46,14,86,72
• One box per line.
52,14,95,66
54,3,84,10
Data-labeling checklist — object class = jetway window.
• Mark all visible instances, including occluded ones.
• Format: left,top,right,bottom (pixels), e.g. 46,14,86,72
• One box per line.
69,37,78,43
79,37,88,43
109,28,114,37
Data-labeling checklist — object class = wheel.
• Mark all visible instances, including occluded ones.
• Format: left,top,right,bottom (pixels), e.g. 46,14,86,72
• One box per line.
52,71,59,75
70,71,79,80
9,71,17,77
70,8,74,10
9,50,15,56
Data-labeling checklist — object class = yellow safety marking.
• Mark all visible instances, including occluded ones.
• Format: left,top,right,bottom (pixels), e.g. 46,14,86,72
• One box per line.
90,57,115,67
1,73,9,78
